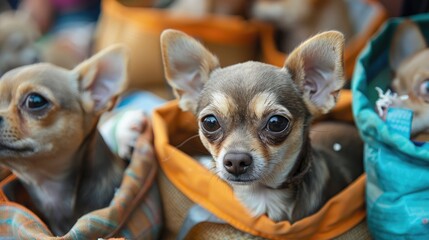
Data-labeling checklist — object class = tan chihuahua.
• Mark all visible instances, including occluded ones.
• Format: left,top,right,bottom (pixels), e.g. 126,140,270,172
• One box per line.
0,46,128,235
161,29,362,222
0,11,40,76
380,20,429,139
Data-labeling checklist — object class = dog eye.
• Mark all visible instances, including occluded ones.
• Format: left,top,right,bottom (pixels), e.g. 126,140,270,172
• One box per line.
266,115,289,132
419,80,429,95
201,115,221,132
25,93,49,110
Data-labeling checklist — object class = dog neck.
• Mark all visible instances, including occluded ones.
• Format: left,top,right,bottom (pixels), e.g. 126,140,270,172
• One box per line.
232,134,327,222
273,140,312,190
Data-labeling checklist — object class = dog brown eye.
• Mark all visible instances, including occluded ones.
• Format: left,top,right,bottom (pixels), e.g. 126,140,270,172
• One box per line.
202,115,221,132
25,93,49,110
266,115,289,132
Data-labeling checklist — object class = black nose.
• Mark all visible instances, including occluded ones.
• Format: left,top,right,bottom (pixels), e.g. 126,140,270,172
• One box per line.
223,152,253,176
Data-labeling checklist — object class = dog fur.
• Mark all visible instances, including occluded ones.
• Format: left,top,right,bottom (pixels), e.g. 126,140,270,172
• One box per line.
161,29,362,222
0,46,128,235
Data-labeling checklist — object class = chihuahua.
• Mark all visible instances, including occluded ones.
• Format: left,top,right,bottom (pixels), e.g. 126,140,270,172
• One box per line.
0,11,40,76
376,20,429,140
0,46,128,235
161,29,362,222
251,0,352,53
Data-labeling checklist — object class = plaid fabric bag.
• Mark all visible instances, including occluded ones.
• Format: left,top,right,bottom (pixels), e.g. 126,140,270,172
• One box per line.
352,14,429,239
0,131,162,239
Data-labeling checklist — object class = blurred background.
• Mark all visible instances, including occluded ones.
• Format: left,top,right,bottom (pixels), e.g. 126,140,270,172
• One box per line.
0,0,427,101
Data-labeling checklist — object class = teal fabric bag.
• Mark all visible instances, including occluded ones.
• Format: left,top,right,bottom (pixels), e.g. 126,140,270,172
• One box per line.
352,14,429,239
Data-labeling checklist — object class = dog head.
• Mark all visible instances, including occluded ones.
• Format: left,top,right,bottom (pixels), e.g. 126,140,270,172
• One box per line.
0,45,127,175
0,11,40,76
161,30,344,187
389,20,429,135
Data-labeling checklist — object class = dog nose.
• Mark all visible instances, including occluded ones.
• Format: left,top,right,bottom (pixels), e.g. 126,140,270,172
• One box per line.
223,152,253,176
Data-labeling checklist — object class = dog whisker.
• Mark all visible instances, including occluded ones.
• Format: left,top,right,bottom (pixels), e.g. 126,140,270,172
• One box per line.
174,134,200,149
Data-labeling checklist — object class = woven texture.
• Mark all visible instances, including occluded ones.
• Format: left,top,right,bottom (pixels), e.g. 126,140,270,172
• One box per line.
158,171,193,240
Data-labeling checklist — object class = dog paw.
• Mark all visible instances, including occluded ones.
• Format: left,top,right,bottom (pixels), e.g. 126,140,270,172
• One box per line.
115,110,149,160
100,109,150,160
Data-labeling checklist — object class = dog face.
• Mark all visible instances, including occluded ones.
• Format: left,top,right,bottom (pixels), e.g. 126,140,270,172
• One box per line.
0,46,127,174
389,20,429,135
0,11,40,76
161,30,344,187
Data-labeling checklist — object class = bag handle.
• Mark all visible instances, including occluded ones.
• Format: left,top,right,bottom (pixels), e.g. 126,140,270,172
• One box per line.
103,131,158,239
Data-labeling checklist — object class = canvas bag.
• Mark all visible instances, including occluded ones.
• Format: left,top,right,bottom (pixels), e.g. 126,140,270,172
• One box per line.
152,94,368,240
352,14,429,239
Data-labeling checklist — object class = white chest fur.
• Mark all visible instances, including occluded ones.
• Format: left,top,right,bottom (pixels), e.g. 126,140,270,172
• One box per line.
233,183,295,221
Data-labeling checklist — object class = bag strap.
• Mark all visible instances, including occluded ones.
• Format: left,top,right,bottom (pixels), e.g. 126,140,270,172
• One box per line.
103,137,158,239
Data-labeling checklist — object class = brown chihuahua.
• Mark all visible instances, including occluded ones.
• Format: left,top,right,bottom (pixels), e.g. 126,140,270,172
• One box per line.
383,20,429,139
0,46,128,235
161,30,362,222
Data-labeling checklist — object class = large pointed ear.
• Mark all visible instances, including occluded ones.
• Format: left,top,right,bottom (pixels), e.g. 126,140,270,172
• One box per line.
161,29,220,113
284,31,345,117
73,45,128,114
390,20,427,71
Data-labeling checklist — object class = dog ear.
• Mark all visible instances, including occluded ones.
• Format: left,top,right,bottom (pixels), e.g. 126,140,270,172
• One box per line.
284,31,345,117
73,45,128,114
390,20,426,71
161,29,220,113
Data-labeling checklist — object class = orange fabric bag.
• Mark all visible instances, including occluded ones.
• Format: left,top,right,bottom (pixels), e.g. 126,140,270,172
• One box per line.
152,92,367,239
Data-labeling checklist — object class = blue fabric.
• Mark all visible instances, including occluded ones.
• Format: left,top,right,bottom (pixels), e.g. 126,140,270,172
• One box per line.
116,91,166,114
352,14,429,239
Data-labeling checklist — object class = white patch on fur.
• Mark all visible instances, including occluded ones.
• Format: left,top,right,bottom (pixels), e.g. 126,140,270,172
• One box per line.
233,183,294,221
